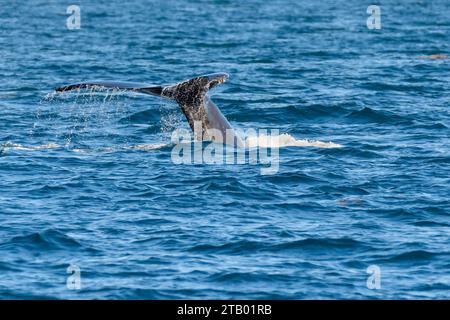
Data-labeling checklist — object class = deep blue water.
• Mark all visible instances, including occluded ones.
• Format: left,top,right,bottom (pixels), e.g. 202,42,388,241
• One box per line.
1,0,449,299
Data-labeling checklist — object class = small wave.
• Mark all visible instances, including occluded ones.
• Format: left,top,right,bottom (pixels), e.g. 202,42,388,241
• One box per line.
128,143,169,151
189,237,365,254
346,107,411,124
245,133,343,149
286,103,353,120
72,143,169,153
381,250,438,263
416,54,448,60
208,271,292,283
0,141,169,154
3,229,83,251
270,237,365,251
0,142,60,151
119,109,161,124
412,220,450,227
189,240,262,254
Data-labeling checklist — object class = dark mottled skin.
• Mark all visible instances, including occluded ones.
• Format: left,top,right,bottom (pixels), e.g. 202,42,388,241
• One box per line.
162,76,212,136
160,74,229,141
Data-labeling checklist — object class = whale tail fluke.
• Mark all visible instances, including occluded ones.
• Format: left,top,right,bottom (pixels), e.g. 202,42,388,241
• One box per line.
56,81,164,97
55,73,229,101
55,73,239,145
160,73,228,102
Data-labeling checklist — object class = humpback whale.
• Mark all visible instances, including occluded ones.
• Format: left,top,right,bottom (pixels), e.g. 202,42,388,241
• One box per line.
56,73,244,147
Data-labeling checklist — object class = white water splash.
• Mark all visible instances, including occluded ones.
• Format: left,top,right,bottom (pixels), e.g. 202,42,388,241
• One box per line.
1,134,341,155
245,133,343,149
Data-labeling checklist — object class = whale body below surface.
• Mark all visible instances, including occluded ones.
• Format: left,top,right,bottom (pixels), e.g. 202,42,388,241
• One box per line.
56,73,244,147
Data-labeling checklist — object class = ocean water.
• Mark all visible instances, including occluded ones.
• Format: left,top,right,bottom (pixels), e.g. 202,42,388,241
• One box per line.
0,0,449,299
